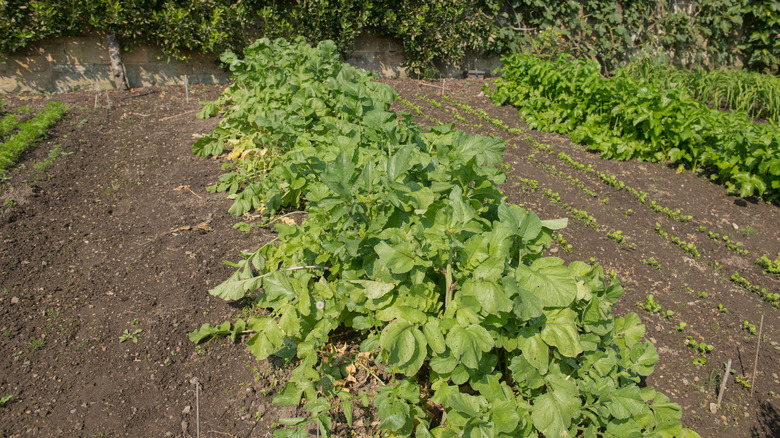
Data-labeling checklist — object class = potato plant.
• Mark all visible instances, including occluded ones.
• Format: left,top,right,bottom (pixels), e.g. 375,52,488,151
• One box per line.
191,38,698,437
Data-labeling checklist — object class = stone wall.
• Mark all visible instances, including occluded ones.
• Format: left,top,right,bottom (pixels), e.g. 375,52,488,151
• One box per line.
0,33,502,93
0,34,230,93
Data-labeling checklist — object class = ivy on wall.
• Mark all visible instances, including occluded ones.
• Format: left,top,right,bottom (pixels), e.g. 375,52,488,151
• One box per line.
0,1,777,77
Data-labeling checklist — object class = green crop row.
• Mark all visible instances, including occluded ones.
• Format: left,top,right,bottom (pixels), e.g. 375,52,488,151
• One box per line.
190,38,697,438
0,102,66,175
730,272,780,308
625,58,780,123
490,55,780,202
654,223,700,260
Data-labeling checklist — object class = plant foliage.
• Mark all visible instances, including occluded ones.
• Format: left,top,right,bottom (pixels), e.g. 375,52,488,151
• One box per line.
191,37,699,437
489,54,780,202
1,1,777,78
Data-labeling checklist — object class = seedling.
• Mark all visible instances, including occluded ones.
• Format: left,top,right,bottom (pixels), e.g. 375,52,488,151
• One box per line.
642,257,662,270
718,303,728,314
28,339,45,350
637,294,662,314
674,322,687,332
624,209,633,216
735,375,751,389
119,328,142,343
742,320,757,335
693,357,707,366
0,395,12,407
697,291,708,299
602,196,609,205
686,337,714,354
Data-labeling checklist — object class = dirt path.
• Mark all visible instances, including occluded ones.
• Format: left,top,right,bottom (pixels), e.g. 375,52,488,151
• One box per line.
0,87,291,437
387,78,780,438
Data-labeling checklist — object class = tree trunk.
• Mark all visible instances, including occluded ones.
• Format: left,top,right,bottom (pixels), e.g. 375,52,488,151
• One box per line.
106,32,129,91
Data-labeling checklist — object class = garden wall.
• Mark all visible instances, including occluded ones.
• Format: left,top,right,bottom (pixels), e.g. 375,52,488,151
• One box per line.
0,33,502,93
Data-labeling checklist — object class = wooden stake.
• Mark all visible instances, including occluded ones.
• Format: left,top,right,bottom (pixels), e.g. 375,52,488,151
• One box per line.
185,75,189,103
750,314,764,398
717,358,732,406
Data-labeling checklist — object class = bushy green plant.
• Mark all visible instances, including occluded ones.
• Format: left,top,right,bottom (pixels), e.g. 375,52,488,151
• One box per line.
191,38,699,438
490,54,780,202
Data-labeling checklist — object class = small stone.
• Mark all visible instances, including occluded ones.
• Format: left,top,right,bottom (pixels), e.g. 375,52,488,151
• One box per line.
70,409,76,414
682,378,689,386
709,403,717,414
182,406,191,415
732,223,739,230
549,247,558,254
694,377,699,382
10,297,19,304
745,412,750,418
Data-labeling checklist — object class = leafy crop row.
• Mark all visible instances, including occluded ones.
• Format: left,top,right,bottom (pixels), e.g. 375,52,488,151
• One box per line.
191,38,697,437
625,58,780,123
0,102,66,176
490,55,780,202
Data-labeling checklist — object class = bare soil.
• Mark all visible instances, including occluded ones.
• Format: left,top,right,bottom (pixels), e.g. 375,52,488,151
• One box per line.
0,79,778,437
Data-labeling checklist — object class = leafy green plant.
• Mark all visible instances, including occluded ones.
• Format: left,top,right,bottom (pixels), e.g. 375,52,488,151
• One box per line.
730,271,779,307
119,329,142,343
490,55,780,203
190,38,698,438
686,337,714,354
742,320,757,335
756,255,780,276
697,291,709,300
674,322,687,332
642,257,662,270
0,394,12,407
718,303,728,314
0,102,67,176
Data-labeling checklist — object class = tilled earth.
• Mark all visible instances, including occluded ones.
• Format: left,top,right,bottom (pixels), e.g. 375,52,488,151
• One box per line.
0,79,778,437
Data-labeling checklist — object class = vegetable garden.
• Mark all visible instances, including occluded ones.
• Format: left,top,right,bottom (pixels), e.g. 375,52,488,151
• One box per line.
1,25,780,438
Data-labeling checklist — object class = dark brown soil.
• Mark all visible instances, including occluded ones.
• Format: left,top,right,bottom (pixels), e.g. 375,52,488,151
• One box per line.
385,78,780,438
0,87,294,437
0,78,778,438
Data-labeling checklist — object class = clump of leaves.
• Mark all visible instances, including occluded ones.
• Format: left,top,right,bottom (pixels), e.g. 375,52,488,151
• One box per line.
190,38,699,438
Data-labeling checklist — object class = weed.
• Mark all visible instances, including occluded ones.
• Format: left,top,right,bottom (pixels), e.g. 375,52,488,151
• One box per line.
28,339,45,350
119,328,142,343
735,375,751,389
742,320,757,335
642,257,662,270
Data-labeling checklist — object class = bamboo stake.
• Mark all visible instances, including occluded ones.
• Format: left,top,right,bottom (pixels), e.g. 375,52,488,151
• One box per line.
717,358,732,406
750,314,764,398
185,75,190,103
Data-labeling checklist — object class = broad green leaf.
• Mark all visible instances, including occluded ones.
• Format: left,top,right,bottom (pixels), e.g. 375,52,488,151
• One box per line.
531,374,581,438
607,386,646,419
540,217,568,230
445,324,494,369
614,313,646,349
423,320,446,354
518,327,549,375
375,241,417,274
541,308,583,358
515,258,577,308
246,316,284,360
462,278,513,315
350,280,395,299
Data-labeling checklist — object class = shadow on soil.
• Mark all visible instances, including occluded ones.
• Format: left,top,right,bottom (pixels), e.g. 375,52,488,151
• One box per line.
751,401,780,437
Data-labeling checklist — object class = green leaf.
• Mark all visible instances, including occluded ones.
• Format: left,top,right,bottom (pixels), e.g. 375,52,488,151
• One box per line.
375,241,417,274
350,280,395,299
614,313,646,349
380,320,427,376
607,386,646,420
531,374,581,438
515,258,577,308
462,278,513,315
246,316,284,360
518,327,549,375
541,308,583,358
446,324,494,369
423,320,446,354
